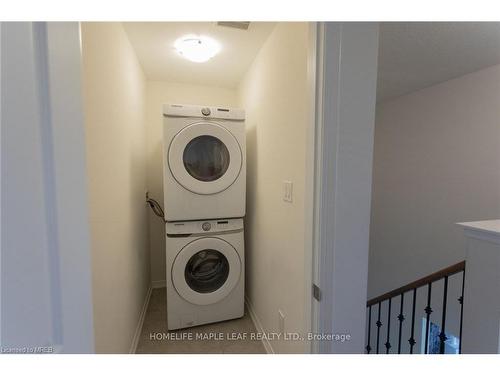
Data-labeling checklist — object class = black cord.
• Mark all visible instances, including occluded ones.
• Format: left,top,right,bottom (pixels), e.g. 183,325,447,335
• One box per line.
146,196,166,223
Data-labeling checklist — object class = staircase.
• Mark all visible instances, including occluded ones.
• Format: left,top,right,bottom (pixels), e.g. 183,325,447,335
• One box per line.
366,261,465,354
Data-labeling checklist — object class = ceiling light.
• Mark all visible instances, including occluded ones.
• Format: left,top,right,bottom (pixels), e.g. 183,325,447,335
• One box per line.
174,35,221,63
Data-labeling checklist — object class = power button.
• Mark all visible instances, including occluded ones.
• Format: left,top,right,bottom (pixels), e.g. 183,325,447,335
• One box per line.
202,222,211,231
201,107,211,116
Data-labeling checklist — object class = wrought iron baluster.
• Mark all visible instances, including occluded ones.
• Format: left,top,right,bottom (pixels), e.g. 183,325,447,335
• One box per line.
424,283,433,354
397,293,405,354
366,305,372,354
458,269,465,354
409,288,417,354
366,261,465,355
385,298,392,353
439,276,449,354
376,301,382,354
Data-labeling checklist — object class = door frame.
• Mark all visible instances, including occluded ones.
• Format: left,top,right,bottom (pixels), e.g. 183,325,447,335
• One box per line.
1,22,94,353
308,22,380,353
303,21,319,354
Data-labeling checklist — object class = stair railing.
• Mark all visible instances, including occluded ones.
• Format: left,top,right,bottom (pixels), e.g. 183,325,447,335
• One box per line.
366,261,466,354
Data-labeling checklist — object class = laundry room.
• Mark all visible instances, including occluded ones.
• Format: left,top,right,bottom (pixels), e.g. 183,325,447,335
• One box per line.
80,22,315,354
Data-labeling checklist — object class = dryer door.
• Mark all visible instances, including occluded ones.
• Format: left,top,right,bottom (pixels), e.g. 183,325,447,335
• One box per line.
168,121,242,195
172,237,241,305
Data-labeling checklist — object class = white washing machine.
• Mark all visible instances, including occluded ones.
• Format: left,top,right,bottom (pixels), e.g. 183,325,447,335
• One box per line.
163,104,246,221
166,218,244,330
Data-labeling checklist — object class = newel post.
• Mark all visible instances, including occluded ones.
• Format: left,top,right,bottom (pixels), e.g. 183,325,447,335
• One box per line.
457,220,500,354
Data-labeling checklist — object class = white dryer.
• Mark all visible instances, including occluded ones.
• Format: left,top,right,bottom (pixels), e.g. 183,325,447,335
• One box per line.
165,218,244,330
163,104,246,221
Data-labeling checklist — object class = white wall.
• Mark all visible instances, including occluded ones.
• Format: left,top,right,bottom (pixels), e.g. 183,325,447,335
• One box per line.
145,81,238,284
238,23,310,353
369,64,500,299
81,22,150,353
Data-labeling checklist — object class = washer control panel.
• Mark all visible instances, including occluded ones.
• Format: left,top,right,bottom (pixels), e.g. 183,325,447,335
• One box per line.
166,218,243,235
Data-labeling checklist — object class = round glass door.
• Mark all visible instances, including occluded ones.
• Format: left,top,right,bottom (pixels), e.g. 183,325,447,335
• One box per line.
185,249,230,293
183,136,230,182
172,237,241,305
168,122,242,195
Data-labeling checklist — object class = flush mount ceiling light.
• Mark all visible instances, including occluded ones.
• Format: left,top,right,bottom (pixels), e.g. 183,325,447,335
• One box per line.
174,35,221,63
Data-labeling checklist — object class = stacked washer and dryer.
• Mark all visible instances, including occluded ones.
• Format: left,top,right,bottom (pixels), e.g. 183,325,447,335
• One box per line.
162,104,246,330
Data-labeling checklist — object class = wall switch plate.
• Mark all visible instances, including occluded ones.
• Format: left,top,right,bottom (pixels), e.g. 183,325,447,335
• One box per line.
282,180,293,203
278,309,285,335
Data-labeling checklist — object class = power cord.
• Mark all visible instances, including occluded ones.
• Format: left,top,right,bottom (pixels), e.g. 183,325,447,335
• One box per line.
146,192,166,223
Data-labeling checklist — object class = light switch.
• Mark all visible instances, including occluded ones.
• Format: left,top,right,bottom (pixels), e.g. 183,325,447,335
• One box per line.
283,180,293,203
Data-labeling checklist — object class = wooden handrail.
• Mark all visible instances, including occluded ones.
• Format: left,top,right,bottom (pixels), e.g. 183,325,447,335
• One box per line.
367,261,466,307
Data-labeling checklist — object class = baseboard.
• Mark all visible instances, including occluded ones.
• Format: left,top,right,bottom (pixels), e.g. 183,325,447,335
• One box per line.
129,285,152,354
245,297,274,354
151,280,166,289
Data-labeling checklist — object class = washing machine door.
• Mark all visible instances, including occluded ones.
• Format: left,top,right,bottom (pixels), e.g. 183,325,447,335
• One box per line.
168,121,242,195
172,237,241,305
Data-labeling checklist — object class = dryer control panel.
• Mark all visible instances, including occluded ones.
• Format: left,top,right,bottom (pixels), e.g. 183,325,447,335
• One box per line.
163,103,245,121
166,218,243,235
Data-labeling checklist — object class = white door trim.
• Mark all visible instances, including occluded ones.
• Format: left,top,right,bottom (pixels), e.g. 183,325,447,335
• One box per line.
44,22,95,353
309,21,331,354
310,22,379,353
1,22,94,353
303,21,319,354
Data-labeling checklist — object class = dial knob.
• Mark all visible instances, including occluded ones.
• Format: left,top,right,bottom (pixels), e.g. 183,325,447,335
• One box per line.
201,107,211,116
202,222,211,231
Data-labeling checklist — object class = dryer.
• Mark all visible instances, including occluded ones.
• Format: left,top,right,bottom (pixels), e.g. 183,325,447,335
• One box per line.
163,104,246,221
166,218,244,330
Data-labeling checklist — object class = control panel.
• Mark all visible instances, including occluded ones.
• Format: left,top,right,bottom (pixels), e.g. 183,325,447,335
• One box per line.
166,218,243,235
163,104,245,121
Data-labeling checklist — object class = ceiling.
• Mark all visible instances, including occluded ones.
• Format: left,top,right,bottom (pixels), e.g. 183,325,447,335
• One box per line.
123,22,500,99
122,22,276,88
377,22,500,102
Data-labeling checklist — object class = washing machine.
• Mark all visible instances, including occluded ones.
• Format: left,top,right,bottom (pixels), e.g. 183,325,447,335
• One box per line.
163,104,246,221
166,218,244,330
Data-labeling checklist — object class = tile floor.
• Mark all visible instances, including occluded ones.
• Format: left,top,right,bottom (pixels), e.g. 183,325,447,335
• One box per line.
135,288,266,354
